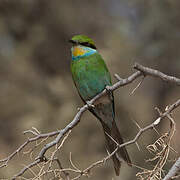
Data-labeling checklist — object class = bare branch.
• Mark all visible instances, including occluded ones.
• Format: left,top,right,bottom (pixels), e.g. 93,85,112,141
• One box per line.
12,159,41,180
134,63,180,85
0,63,179,179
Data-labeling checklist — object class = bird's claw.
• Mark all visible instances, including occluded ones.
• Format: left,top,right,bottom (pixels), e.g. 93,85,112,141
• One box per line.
86,101,95,108
105,85,112,93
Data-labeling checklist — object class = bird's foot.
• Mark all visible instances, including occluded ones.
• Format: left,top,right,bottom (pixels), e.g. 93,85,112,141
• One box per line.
86,101,95,109
105,85,112,93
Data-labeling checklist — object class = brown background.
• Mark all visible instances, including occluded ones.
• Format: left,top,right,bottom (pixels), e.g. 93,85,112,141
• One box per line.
0,0,179,179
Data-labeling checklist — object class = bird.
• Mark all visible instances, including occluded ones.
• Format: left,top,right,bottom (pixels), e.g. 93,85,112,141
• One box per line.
69,35,131,176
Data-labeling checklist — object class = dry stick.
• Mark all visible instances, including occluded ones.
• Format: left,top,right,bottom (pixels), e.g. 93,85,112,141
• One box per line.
12,159,41,180
163,157,180,180
1,62,178,179
134,63,180,85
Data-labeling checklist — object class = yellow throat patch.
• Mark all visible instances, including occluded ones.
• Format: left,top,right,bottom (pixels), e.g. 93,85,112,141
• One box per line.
72,46,86,57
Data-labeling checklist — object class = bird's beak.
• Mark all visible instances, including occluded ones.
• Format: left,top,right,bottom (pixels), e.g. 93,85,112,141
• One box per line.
69,39,77,44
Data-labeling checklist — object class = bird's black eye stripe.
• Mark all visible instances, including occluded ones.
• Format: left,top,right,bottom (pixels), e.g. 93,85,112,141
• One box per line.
80,42,96,49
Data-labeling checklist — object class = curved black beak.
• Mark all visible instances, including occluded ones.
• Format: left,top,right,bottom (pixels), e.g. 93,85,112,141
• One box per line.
69,39,77,44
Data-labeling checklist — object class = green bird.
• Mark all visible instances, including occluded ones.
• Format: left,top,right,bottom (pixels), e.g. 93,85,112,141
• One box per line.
69,35,131,176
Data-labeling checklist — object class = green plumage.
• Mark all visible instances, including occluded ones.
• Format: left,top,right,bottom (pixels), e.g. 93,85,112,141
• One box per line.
71,53,111,101
70,35,131,176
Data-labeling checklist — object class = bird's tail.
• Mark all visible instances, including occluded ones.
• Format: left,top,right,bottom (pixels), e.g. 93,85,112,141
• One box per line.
102,121,131,176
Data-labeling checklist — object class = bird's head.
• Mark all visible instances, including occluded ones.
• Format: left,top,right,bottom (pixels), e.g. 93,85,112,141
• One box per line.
69,35,97,60
69,35,96,49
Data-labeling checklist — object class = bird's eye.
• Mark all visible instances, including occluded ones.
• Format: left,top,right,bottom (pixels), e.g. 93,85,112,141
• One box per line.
80,42,96,49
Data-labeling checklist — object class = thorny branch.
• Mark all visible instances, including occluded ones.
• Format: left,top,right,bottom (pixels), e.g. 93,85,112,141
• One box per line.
0,63,179,179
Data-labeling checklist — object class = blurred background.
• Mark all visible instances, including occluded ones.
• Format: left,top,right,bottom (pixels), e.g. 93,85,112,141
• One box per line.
0,0,179,179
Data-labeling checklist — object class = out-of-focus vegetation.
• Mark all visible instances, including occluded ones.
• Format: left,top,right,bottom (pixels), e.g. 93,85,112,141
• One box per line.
0,0,179,179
